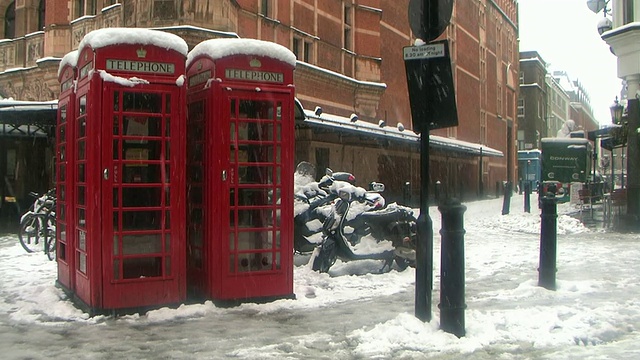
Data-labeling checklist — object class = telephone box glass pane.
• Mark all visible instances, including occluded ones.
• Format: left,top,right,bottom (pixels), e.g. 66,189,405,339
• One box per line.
165,117,170,137
123,92,162,113
59,165,65,182
237,188,272,206
122,210,162,230
113,140,119,159
60,105,67,123
113,259,120,280
237,209,273,227
77,141,85,160
77,208,85,227
123,165,164,183
237,231,270,250
165,94,171,113
77,164,85,182
77,186,85,205
122,188,161,207
112,188,119,207
122,257,162,279
78,230,86,250
79,96,86,115
78,118,86,137
122,234,162,255
238,166,272,184
113,116,120,135
79,253,87,274
59,124,66,141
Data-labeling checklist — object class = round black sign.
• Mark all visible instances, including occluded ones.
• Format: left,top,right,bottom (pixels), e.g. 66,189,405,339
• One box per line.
408,0,454,42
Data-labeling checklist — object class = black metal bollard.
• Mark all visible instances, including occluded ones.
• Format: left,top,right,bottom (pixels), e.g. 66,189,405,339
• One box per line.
524,182,531,213
438,198,467,338
415,213,434,322
538,190,558,290
434,181,442,204
501,181,512,215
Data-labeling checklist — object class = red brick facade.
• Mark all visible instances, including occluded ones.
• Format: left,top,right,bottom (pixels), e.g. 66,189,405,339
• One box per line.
0,0,519,204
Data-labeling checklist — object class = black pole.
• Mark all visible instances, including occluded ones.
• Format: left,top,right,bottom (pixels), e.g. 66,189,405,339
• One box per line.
438,198,467,338
501,182,512,215
627,98,640,224
538,187,558,290
478,148,484,198
524,182,531,213
415,132,433,322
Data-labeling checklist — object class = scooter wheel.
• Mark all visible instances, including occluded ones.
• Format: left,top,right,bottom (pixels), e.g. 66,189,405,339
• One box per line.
312,239,337,273
394,256,411,271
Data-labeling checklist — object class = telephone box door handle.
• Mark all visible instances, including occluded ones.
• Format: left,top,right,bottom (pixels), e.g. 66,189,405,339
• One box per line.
222,170,227,181
103,168,109,180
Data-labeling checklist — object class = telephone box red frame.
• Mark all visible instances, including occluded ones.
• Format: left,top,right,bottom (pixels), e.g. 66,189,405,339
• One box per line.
56,50,78,292
69,28,187,312
186,39,296,302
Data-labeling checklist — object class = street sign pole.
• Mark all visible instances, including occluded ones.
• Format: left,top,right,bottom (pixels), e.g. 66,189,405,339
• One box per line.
415,129,434,322
406,0,456,323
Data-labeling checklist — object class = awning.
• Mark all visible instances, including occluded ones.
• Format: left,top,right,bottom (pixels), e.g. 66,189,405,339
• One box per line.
300,108,503,157
0,100,57,137
587,126,625,151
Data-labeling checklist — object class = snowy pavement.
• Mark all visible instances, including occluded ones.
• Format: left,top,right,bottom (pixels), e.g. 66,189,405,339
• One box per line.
1,194,640,359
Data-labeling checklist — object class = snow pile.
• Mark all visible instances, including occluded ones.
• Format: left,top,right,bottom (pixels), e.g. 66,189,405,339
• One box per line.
3,194,640,358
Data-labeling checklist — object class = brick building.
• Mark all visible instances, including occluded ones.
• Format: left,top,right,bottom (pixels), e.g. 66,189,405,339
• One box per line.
0,0,518,211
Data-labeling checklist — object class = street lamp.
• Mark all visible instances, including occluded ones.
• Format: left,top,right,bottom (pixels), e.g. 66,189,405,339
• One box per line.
610,97,624,125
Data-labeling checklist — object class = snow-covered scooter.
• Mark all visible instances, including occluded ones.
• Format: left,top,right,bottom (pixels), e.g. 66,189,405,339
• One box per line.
310,181,417,273
293,162,356,255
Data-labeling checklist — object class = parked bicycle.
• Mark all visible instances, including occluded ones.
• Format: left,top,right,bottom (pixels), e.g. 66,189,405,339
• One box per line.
18,189,57,260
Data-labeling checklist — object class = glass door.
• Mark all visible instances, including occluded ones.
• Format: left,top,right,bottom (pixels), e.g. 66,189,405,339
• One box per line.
102,87,182,303
227,94,286,275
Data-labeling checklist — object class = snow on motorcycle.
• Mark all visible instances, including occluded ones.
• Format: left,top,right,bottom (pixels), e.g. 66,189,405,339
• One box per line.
293,162,355,255
309,180,417,273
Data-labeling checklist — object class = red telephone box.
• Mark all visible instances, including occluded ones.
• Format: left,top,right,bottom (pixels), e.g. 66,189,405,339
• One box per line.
56,50,78,292
68,28,188,312
186,39,296,302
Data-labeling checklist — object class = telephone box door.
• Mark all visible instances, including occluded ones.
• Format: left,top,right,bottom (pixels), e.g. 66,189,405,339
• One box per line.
217,89,293,299
100,85,185,308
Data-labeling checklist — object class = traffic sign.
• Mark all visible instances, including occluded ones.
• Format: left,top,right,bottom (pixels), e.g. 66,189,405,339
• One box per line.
408,0,454,42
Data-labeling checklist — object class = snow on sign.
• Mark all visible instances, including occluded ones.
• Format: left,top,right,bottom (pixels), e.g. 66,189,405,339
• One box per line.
403,43,445,60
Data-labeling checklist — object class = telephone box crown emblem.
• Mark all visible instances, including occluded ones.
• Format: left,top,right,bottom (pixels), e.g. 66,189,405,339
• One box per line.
137,47,147,58
250,58,261,68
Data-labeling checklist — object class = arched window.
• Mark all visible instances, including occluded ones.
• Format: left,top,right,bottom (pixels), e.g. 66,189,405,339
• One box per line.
4,1,15,39
38,0,46,31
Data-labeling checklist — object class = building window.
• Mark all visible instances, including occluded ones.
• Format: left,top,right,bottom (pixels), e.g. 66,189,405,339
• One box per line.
4,1,15,39
152,0,175,20
293,37,300,59
623,0,634,25
293,37,313,63
497,84,502,116
343,3,352,50
75,0,97,18
480,111,487,144
38,0,46,31
517,98,525,117
261,0,271,17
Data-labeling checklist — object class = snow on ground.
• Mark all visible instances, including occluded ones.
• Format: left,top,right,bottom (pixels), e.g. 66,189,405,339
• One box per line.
2,194,640,358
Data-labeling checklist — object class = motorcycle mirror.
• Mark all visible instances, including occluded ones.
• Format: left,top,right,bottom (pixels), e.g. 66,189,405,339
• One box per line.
369,182,385,193
325,168,334,177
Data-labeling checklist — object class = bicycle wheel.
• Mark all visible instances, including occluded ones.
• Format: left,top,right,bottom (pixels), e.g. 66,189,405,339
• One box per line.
45,216,56,261
18,213,45,253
